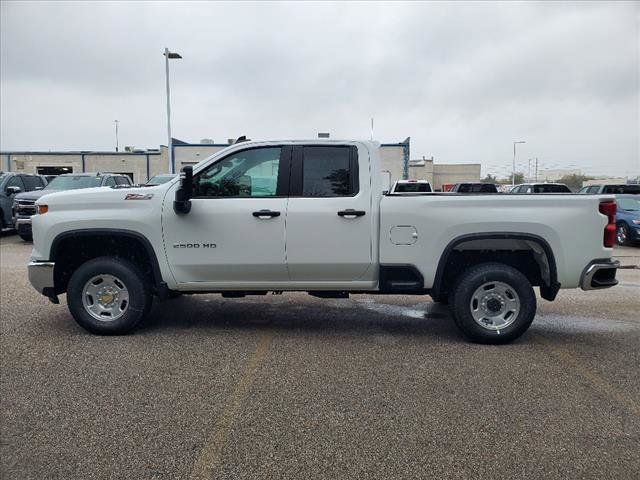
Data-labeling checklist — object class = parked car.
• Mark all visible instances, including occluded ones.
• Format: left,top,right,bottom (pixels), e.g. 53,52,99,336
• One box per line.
510,183,572,193
12,172,132,241
27,140,619,344
578,184,640,195
0,172,47,231
391,179,432,194
145,174,178,186
450,183,499,193
615,194,640,246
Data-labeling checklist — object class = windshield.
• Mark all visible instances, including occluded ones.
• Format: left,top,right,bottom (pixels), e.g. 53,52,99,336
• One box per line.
395,182,431,193
617,197,640,211
45,176,103,190
146,175,175,185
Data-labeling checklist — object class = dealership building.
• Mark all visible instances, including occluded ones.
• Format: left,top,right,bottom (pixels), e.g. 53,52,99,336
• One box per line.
1,137,480,190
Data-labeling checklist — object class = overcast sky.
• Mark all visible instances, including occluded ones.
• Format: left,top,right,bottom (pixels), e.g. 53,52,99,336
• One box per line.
1,1,638,177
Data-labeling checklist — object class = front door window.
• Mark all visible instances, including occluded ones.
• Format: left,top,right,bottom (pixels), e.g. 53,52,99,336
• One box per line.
193,147,282,198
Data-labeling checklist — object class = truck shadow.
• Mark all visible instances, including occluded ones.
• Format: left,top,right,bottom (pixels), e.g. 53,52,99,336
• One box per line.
142,294,464,342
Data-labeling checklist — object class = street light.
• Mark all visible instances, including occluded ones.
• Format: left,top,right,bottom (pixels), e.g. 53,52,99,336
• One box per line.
164,48,182,174
512,140,526,186
114,120,119,152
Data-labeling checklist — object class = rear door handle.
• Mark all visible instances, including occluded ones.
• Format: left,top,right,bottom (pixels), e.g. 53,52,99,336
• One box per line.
337,209,366,218
252,209,281,219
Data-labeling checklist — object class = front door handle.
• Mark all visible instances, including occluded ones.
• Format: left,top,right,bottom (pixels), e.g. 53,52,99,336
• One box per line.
252,209,281,219
337,209,366,218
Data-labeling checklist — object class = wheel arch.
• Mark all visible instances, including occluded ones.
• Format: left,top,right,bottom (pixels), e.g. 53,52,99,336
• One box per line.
431,232,559,301
49,228,164,294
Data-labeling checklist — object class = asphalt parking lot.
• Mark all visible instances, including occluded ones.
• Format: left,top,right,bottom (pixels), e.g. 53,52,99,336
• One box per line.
1,233,639,480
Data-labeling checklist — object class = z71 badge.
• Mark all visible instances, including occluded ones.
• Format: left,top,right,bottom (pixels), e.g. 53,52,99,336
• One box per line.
172,243,217,249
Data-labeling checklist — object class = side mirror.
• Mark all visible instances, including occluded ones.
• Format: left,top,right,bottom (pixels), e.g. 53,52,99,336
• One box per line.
174,166,193,214
6,186,21,195
381,170,392,194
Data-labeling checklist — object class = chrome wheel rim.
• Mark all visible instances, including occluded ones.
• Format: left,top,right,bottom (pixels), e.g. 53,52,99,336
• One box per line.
470,281,520,331
82,274,130,321
617,225,627,244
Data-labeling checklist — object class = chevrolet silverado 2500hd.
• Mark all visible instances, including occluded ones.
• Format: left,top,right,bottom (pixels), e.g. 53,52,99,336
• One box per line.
27,140,619,343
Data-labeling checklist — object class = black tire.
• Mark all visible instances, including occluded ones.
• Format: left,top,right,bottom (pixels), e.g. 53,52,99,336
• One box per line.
449,262,536,344
67,256,152,335
617,223,630,246
18,233,33,242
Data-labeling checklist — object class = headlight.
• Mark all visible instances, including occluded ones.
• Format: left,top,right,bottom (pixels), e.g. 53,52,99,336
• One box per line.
36,204,48,215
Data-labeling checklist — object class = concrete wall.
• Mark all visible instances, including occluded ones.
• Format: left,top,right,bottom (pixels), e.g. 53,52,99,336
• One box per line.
432,164,481,191
173,145,228,172
404,159,480,191
379,145,405,184
2,145,481,189
1,153,83,176
0,152,165,183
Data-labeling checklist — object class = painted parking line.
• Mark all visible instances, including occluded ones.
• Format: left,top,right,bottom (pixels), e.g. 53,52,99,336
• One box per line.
190,331,274,480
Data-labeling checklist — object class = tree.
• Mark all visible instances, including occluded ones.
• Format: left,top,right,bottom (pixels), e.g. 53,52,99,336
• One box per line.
507,172,525,185
557,174,593,191
481,174,498,184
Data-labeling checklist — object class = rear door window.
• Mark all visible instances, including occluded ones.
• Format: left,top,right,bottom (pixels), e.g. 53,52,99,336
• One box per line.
298,146,358,197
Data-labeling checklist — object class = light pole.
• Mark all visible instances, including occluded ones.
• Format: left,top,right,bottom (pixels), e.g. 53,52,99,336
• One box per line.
512,140,526,186
114,120,119,152
164,48,182,174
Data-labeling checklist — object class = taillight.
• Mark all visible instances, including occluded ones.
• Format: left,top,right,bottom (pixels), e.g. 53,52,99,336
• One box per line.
599,200,616,248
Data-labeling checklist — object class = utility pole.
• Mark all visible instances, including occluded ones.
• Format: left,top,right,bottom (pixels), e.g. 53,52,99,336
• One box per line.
164,48,182,174
512,140,526,186
535,157,538,182
370,117,374,141
114,120,119,152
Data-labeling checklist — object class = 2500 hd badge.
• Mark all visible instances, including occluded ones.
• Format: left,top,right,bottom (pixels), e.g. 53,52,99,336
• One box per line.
172,242,217,249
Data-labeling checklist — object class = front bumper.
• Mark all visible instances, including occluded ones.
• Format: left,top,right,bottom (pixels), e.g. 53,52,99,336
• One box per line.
15,217,32,236
28,261,56,299
580,259,620,291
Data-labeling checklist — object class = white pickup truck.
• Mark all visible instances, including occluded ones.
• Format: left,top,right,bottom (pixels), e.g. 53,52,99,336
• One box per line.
27,140,619,343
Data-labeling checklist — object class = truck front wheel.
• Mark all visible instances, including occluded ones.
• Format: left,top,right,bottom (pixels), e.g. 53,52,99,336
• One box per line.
67,256,152,335
449,263,536,344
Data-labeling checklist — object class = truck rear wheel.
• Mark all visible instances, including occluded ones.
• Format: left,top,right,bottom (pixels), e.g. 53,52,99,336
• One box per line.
67,256,152,335
449,263,536,344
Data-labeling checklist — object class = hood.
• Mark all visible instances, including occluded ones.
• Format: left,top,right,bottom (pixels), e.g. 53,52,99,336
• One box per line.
34,184,170,209
13,189,63,202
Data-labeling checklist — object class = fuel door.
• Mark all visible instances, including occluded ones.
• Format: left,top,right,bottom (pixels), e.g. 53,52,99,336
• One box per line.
390,226,418,245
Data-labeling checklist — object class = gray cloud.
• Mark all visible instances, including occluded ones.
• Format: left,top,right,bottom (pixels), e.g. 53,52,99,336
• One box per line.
1,0,638,177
